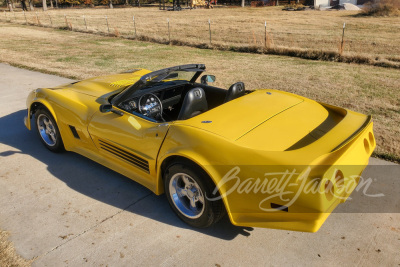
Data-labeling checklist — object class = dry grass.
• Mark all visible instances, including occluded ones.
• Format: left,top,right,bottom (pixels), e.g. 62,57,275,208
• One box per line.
1,7,400,65
0,23,399,160
0,230,32,267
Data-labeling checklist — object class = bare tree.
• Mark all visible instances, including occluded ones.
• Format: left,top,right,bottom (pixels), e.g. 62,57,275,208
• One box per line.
55,0,58,8
50,0,53,8
28,0,34,10
109,0,113,8
42,0,47,10
241,0,244,7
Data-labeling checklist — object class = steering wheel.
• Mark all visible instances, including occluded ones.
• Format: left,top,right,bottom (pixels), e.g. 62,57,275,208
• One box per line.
138,93,163,120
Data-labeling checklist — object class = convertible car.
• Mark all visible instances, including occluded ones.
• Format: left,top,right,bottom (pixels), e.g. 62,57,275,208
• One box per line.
25,64,375,232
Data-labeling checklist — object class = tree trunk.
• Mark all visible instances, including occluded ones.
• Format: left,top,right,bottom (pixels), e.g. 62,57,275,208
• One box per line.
7,0,14,11
50,0,53,8
21,0,28,10
241,0,244,7
29,0,34,10
55,0,58,8
125,0,129,5
42,0,47,10
109,0,113,8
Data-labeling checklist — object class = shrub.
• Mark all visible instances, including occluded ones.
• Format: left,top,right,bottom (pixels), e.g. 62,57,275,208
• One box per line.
362,0,400,16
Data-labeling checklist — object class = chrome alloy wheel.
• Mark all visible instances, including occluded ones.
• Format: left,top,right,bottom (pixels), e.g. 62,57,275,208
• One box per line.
169,173,205,219
37,114,57,147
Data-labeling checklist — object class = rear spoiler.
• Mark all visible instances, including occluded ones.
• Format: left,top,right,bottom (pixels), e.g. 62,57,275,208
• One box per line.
331,115,372,152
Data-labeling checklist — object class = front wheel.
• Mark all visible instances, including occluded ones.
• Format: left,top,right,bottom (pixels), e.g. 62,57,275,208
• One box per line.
35,108,64,152
164,162,225,228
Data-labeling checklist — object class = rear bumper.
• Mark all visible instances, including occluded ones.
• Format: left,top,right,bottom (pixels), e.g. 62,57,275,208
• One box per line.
228,120,375,232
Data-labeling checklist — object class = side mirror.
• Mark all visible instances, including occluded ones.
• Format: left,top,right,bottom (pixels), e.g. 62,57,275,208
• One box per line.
100,104,124,116
99,104,113,113
200,75,216,85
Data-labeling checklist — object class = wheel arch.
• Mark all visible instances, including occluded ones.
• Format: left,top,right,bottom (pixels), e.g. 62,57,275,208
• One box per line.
156,153,230,214
157,154,219,195
30,101,59,124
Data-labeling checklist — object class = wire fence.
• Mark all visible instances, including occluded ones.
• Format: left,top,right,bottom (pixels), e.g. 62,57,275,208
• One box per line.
1,8,399,63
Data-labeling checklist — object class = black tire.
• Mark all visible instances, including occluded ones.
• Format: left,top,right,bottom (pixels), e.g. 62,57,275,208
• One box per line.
35,108,65,152
164,161,225,228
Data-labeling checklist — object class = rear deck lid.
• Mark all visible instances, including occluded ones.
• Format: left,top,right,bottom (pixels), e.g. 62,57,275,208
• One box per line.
179,89,304,140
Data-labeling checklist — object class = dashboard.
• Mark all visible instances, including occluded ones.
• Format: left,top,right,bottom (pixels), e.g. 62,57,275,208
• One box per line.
118,83,188,121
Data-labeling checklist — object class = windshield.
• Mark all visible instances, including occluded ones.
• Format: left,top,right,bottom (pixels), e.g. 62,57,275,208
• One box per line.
142,70,197,89
111,64,205,105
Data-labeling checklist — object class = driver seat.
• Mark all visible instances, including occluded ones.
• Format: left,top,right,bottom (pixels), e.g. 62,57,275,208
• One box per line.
178,88,208,120
224,82,245,103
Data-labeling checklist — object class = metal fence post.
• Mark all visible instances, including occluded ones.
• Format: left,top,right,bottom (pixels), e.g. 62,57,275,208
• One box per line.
208,18,211,45
105,15,110,34
133,15,136,38
167,18,170,43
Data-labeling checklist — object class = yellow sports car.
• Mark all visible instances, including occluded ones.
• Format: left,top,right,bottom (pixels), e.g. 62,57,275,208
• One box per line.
24,64,375,232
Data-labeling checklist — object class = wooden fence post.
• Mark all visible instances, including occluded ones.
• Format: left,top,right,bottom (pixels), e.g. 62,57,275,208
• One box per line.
64,14,68,28
340,22,346,55
35,12,41,26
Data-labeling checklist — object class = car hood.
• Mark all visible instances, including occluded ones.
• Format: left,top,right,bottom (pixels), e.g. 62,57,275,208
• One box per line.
178,89,344,151
56,69,151,98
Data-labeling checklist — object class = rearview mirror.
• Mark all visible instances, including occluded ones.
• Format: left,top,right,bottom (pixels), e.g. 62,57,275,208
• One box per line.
165,73,179,79
200,75,216,85
99,104,113,113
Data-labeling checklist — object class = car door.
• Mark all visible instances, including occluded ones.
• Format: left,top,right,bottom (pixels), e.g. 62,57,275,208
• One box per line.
87,108,169,190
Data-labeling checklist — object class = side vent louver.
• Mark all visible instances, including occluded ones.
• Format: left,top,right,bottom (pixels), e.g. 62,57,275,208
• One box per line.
69,125,80,139
99,139,149,173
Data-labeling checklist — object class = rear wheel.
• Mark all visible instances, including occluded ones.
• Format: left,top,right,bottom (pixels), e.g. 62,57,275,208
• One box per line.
35,108,64,152
164,161,225,228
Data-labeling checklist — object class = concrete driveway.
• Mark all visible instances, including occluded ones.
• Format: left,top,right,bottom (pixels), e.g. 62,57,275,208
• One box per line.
0,63,399,266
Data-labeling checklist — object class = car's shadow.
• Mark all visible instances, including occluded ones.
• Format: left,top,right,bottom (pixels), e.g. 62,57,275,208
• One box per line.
0,110,254,240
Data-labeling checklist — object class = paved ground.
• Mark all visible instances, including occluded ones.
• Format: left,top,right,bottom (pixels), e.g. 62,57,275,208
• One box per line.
0,63,399,266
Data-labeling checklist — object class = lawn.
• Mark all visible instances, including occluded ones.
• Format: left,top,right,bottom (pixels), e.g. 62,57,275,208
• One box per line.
0,230,31,267
0,22,399,160
2,7,400,64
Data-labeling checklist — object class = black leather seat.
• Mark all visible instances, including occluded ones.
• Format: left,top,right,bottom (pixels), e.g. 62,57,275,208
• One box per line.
178,88,208,120
224,82,245,103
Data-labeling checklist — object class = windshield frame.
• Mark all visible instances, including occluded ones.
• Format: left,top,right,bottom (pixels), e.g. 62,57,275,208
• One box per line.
111,64,205,106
